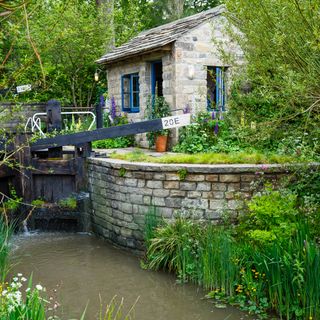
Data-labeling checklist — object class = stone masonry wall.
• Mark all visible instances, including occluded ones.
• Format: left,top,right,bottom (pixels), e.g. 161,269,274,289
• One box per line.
88,158,289,251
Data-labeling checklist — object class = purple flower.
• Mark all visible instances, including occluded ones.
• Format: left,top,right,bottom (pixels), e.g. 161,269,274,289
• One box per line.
214,122,219,135
183,104,191,114
99,95,104,107
110,96,117,120
261,164,268,171
219,112,224,121
211,111,216,120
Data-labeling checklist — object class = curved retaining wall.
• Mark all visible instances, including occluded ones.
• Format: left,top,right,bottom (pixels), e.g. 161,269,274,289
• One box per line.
88,158,290,251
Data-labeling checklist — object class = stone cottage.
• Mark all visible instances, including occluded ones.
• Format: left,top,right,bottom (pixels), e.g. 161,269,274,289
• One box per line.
97,5,243,146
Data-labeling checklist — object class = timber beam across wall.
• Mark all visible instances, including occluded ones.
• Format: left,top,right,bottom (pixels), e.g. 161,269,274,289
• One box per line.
30,114,191,152
31,119,163,151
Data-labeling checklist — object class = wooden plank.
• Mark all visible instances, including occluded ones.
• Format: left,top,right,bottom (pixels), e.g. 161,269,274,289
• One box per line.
31,118,163,151
31,159,76,175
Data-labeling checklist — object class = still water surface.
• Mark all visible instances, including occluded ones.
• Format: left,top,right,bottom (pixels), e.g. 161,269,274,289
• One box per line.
12,233,252,320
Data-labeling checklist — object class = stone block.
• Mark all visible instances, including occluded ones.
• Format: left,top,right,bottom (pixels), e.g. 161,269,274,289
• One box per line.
211,183,227,191
180,182,197,191
159,207,174,218
187,191,202,198
120,228,133,238
209,200,226,210
170,190,186,197
165,197,182,208
225,192,234,200
240,182,251,192
228,183,241,192
213,192,225,199
152,197,166,206
124,178,138,187
164,181,180,189
196,182,211,191
185,175,205,182
181,198,208,209
165,173,179,181
123,214,133,222
153,173,166,180
130,194,144,205
143,196,152,205
133,214,145,226
153,189,170,197
120,202,133,214
206,174,219,182
146,180,163,189
137,180,145,188
219,174,240,183
241,174,256,182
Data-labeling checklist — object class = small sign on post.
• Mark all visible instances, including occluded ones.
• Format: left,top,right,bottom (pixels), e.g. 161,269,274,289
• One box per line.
16,84,32,93
161,114,191,130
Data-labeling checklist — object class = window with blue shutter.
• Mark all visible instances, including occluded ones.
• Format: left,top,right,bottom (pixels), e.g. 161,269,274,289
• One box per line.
121,73,140,113
207,66,226,111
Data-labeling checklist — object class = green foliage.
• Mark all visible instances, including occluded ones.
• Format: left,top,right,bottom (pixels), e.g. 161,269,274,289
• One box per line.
0,217,13,281
238,186,299,246
1,187,22,213
58,196,77,210
145,96,171,148
0,275,47,320
92,113,134,149
177,169,187,181
31,199,45,208
110,150,300,164
223,0,320,156
118,167,126,178
1,0,111,106
144,206,161,247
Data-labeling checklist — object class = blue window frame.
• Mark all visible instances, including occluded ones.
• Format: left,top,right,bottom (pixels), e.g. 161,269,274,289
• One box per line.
207,66,226,111
121,73,140,113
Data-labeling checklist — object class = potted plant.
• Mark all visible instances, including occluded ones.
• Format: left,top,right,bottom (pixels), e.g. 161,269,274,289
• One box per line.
145,96,171,152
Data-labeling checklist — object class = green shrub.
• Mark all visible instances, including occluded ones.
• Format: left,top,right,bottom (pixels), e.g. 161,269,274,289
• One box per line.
58,196,77,210
238,186,299,246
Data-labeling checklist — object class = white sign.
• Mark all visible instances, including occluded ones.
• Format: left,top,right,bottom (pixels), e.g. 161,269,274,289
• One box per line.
161,114,191,129
16,84,32,93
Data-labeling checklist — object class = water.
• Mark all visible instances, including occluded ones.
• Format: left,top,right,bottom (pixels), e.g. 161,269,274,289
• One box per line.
12,233,252,320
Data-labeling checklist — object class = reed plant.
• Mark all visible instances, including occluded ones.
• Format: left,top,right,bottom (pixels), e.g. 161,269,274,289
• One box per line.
144,211,320,319
0,216,14,281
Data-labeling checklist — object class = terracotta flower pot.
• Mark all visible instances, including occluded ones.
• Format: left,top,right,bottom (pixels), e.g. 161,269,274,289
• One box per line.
155,135,168,152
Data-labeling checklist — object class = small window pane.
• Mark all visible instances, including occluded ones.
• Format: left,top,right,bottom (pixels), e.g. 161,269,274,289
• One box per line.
123,93,130,109
133,92,139,108
123,77,130,93
132,76,139,92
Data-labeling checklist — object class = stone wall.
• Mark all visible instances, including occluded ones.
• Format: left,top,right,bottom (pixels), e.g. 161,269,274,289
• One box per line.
173,15,244,111
88,158,289,251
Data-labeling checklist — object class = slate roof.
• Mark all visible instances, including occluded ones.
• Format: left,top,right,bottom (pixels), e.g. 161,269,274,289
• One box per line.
97,5,225,65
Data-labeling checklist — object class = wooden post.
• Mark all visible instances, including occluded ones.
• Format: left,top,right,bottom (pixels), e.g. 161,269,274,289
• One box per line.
95,99,103,129
46,99,63,158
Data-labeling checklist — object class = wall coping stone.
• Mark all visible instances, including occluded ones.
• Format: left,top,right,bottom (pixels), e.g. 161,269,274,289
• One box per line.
88,157,316,174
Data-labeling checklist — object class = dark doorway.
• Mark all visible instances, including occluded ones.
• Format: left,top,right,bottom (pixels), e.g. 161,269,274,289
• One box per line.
151,61,163,97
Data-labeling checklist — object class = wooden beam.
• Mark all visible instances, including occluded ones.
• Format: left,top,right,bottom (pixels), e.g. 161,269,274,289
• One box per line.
31,118,163,151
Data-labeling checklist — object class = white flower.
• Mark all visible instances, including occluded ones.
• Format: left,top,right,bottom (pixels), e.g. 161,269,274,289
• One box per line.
13,277,18,282
8,305,14,313
25,288,31,293
17,273,23,277
36,284,43,291
21,277,27,282
2,290,7,296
